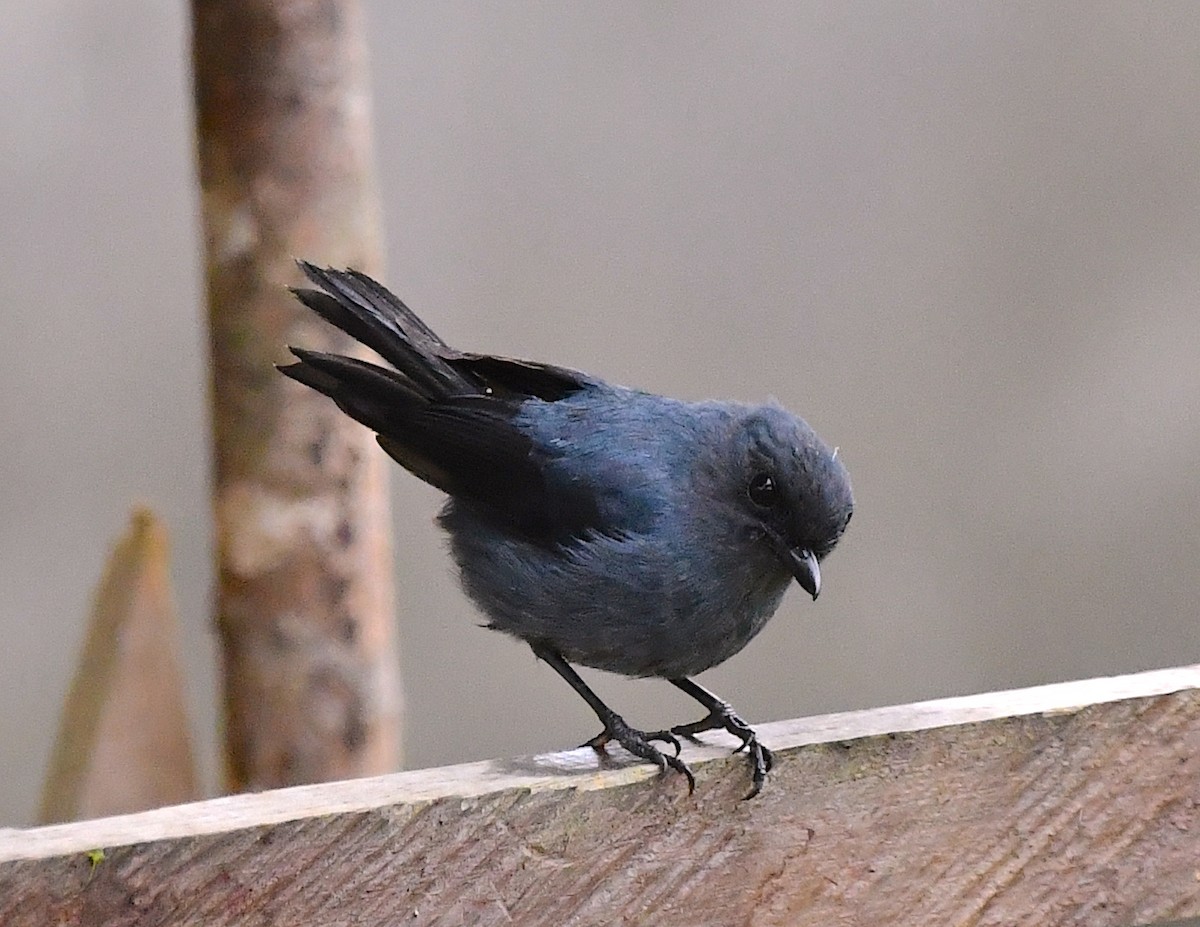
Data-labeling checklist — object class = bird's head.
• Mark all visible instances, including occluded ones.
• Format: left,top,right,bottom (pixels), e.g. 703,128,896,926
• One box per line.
725,403,854,599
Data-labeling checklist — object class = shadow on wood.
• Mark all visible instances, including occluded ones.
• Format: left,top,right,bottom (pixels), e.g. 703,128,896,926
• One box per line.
4,665,1199,926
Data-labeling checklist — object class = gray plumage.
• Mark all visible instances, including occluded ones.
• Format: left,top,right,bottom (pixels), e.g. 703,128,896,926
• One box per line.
280,262,853,797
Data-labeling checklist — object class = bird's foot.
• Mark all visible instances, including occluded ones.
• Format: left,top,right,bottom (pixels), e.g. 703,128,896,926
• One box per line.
584,714,695,793
673,703,773,799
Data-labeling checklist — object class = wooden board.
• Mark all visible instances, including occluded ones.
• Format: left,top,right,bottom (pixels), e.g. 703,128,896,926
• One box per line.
3,665,1199,926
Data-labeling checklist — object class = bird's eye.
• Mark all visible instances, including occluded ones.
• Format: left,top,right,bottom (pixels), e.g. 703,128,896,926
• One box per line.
747,472,778,507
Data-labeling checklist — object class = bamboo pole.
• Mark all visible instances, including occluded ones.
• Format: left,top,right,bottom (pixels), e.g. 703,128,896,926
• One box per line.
191,0,400,791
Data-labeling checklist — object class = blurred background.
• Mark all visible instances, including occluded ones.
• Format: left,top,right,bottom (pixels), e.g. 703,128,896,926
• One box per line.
2,2,1199,825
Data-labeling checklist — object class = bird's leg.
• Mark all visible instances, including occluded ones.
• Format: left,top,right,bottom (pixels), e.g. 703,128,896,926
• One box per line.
531,642,695,793
670,678,773,799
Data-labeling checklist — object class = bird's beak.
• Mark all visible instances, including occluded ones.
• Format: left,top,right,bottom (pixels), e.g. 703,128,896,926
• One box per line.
785,547,821,600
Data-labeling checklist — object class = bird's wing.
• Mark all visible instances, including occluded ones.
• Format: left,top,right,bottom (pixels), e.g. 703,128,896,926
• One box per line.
447,353,597,402
282,349,602,539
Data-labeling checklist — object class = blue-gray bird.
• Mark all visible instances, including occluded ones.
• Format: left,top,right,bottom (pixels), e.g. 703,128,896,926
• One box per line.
280,263,853,797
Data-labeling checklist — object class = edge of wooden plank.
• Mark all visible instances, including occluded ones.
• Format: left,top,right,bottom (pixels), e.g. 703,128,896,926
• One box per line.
3,662,1196,863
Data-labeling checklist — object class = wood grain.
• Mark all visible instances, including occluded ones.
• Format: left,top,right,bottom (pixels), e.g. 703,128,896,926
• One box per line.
3,665,1198,926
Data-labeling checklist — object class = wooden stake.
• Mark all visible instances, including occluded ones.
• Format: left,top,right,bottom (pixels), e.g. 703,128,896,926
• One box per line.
191,0,400,791
38,509,197,824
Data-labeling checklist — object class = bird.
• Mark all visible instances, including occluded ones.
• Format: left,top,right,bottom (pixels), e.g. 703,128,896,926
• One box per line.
279,262,853,798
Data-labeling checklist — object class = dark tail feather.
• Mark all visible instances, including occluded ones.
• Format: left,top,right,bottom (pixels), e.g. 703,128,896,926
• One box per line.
292,261,471,398
279,347,425,438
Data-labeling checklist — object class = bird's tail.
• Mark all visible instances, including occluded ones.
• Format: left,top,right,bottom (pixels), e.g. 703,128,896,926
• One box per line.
280,262,595,519
282,261,474,398
277,263,480,460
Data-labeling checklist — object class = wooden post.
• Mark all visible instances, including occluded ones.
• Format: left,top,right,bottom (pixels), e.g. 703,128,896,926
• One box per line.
3,665,1198,926
191,0,400,791
38,510,197,823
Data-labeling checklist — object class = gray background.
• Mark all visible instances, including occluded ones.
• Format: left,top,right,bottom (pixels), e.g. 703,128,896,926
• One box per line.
2,2,1199,826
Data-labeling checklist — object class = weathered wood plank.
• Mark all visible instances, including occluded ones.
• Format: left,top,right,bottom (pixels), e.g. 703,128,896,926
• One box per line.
3,665,1198,926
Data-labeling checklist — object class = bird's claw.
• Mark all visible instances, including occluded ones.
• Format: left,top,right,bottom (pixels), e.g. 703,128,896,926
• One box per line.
742,740,773,800
585,716,695,793
672,706,772,800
